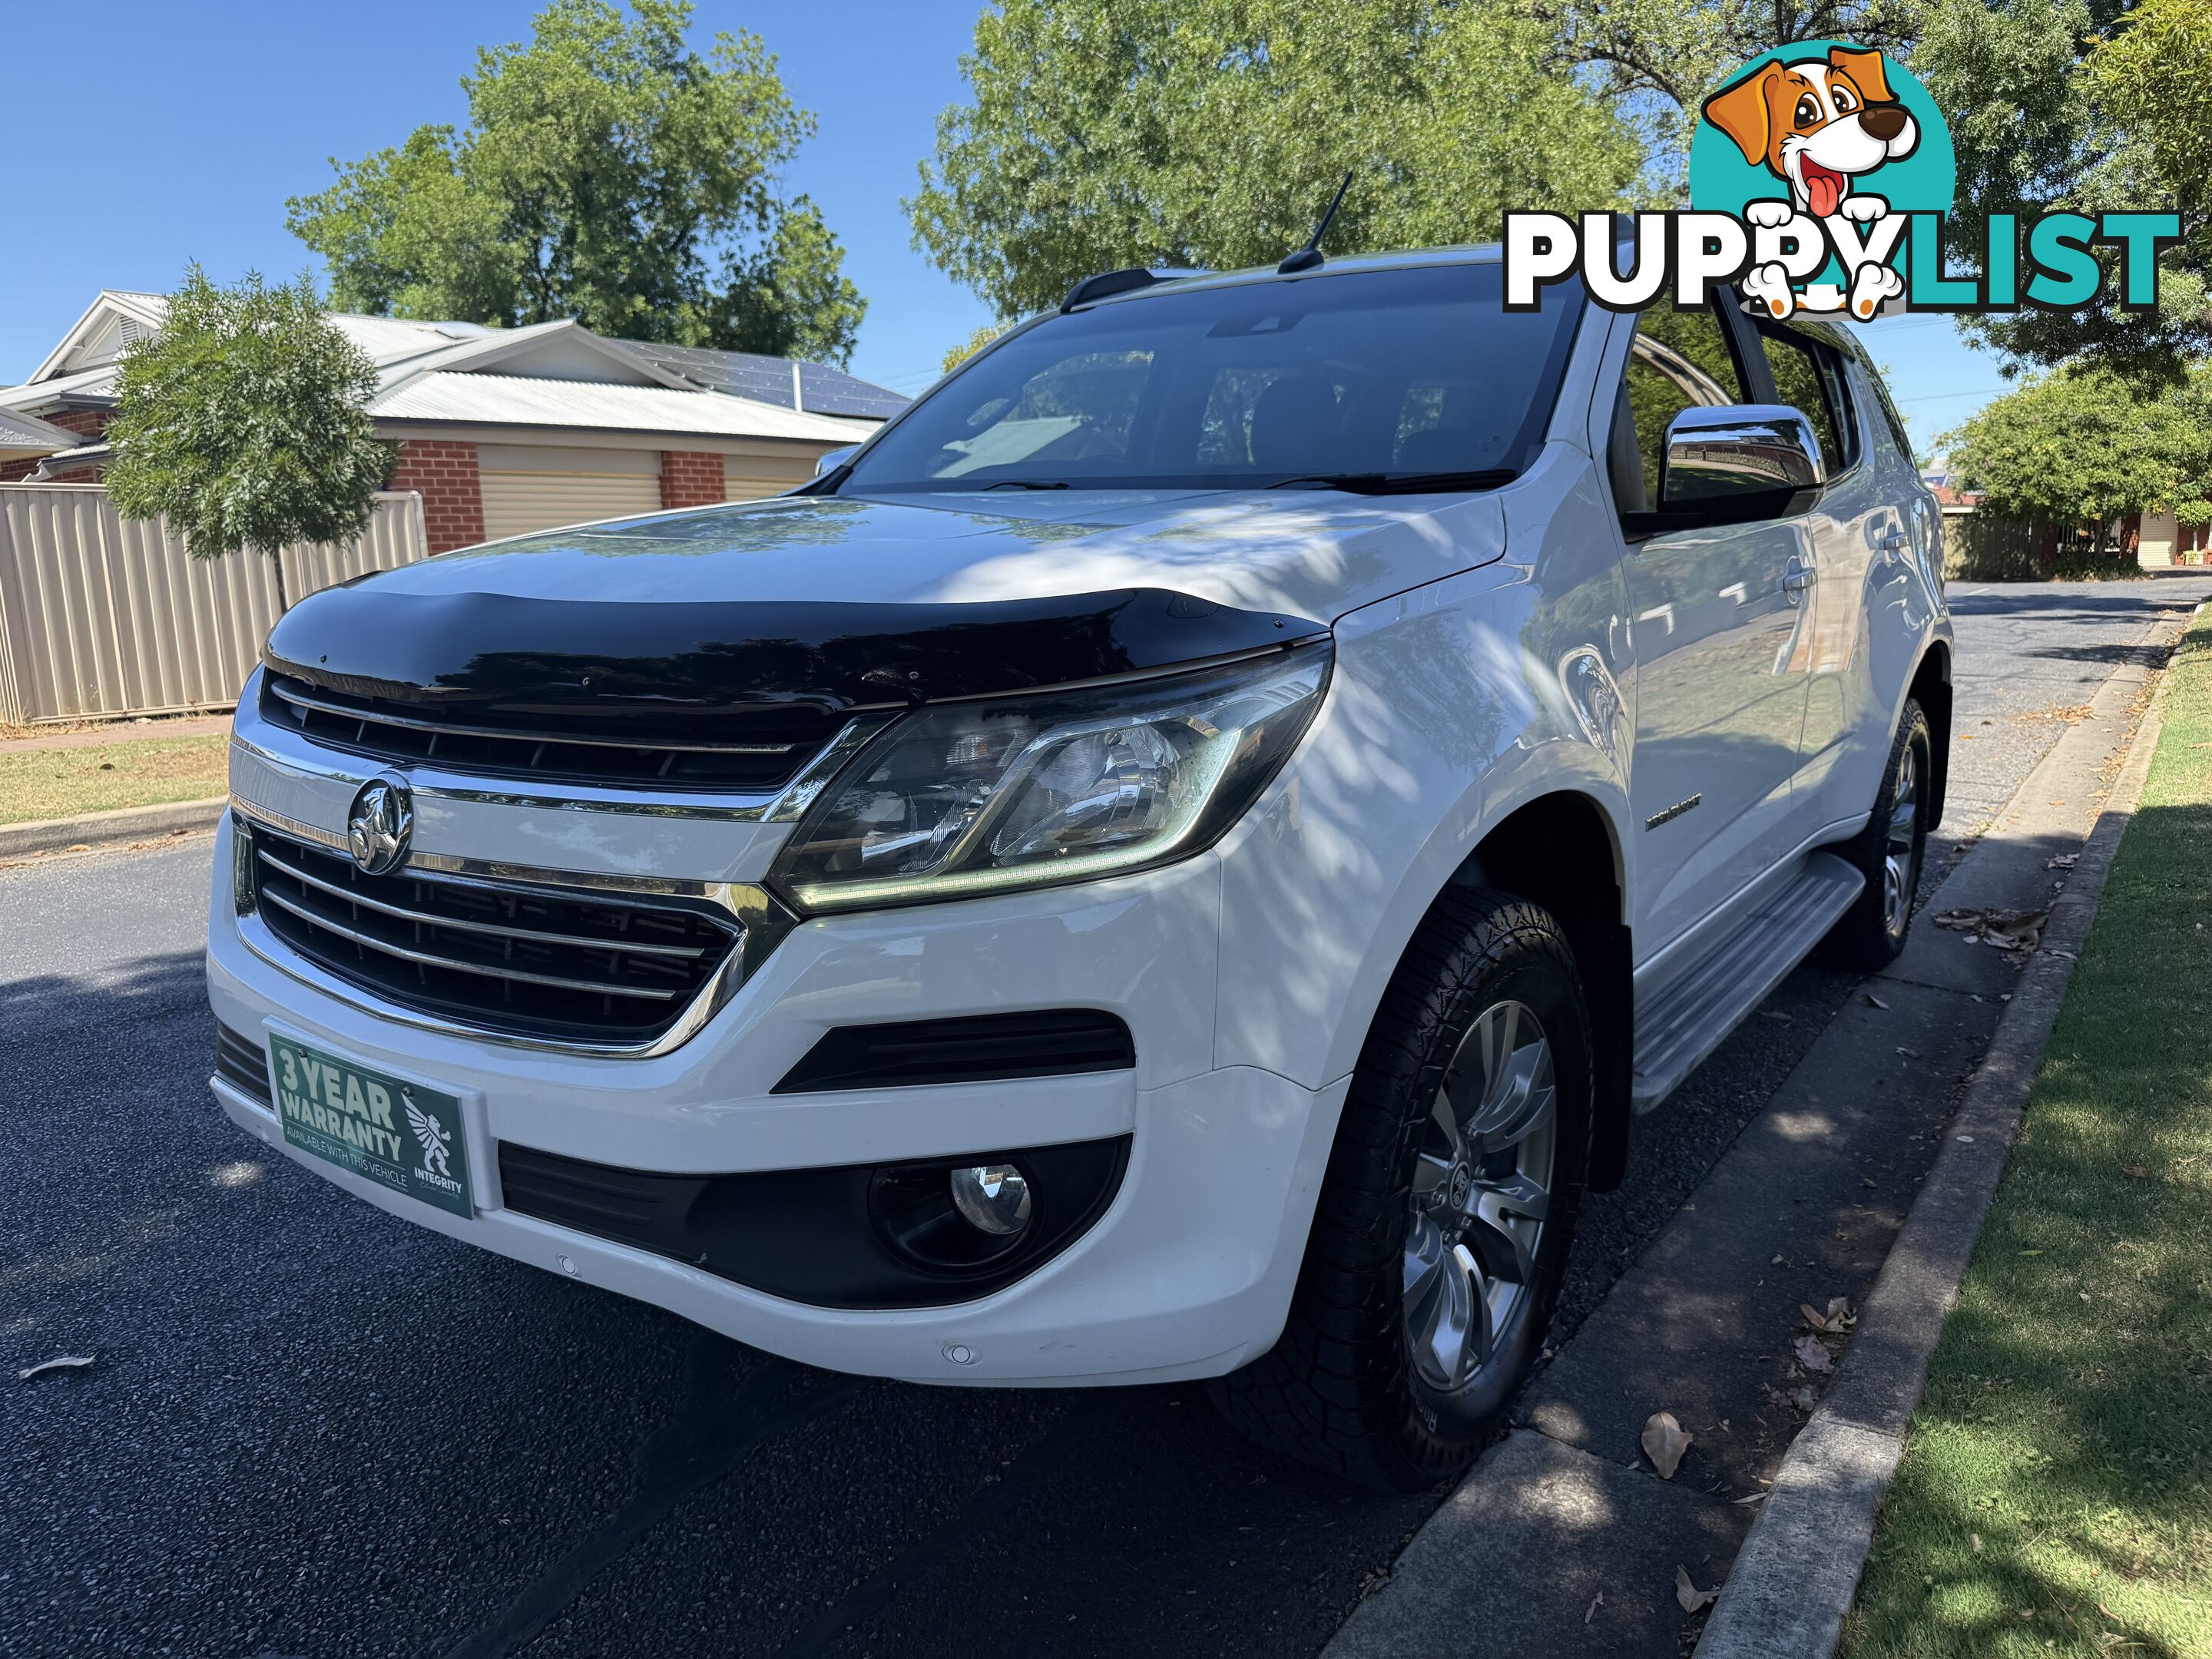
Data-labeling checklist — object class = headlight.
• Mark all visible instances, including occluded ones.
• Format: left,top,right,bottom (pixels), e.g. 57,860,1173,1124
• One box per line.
768,645,1330,913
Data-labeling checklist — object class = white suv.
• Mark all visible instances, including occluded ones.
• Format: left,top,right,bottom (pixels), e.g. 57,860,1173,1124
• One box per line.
208,248,1951,1487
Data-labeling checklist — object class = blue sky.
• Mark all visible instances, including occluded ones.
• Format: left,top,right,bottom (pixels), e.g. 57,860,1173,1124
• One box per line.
1,1,2004,452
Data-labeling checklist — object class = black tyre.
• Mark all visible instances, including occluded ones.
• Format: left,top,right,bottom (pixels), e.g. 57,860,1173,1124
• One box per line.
1818,698,1932,971
1210,887,1594,1489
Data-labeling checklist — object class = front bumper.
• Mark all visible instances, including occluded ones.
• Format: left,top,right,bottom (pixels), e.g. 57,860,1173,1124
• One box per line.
207,814,1346,1386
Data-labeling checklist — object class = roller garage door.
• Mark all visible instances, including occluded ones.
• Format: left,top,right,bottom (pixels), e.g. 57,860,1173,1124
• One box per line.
478,445,662,540
723,454,818,501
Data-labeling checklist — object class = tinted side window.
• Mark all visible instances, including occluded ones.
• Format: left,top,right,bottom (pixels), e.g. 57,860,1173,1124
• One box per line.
1757,325,1852,475
1616,303,1751,512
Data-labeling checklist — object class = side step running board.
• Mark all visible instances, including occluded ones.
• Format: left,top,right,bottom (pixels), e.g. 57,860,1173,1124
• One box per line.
1631,850,1863,1112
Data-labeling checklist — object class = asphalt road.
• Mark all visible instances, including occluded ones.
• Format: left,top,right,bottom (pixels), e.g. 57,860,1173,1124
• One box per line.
4,575,2207,1659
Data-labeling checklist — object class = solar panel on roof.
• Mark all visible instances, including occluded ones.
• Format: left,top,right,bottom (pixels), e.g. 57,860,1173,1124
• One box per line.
608,339,908,419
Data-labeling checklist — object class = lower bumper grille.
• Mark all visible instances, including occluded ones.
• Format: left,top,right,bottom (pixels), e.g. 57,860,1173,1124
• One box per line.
245,825,742,1045
497,1135,1131,1310
214,1021,272,1105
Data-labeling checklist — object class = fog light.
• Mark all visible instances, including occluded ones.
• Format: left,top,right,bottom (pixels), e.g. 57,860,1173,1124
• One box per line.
949,1164,1032,1236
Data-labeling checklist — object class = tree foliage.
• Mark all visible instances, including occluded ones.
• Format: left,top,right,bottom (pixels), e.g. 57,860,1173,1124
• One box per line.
942,322,1006,374
1910,0,2210,382
104,268,391,563
906,0,1642,321
287,0,864,363
1944,363,2212,532
1528,0,1917,189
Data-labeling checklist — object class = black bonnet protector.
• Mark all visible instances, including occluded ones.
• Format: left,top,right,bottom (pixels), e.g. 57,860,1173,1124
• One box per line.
263,584,1322,717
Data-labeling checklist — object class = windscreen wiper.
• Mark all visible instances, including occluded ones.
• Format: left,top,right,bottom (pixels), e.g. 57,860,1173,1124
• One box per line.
1267,469,1518,495
980,478,1072,491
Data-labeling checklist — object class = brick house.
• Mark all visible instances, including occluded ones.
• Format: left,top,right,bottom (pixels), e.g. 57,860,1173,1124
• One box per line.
0,291,906,551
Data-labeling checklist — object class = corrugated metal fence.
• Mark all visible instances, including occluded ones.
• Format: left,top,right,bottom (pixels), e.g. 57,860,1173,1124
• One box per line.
0,486,428,726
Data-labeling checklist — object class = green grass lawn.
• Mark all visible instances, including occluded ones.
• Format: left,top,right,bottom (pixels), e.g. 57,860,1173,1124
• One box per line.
1842,608,2212,1658
0,733,229,825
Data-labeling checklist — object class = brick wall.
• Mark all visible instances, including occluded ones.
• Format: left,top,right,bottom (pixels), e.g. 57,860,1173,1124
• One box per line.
41,406,111,440
659,450,725,510
387,439,485,552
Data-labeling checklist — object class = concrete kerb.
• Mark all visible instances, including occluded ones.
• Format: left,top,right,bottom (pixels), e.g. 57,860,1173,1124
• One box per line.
0,796,227,861
1689,607,2192,1659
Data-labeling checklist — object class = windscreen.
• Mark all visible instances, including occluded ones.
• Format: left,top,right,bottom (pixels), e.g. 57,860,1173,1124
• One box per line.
837,263,1583,495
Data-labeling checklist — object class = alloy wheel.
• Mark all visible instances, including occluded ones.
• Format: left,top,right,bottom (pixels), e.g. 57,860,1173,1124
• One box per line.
1402,999,1557,1392
1883,740,1921,939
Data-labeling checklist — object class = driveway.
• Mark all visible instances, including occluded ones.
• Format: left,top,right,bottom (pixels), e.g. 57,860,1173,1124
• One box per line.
4,575,2206,1659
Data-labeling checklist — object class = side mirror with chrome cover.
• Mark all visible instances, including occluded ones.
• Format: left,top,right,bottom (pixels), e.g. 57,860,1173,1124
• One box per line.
1659,404,1824,508
814,445,859,478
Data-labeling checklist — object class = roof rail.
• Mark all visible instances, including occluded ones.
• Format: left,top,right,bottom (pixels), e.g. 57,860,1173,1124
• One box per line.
1059,267,1197,313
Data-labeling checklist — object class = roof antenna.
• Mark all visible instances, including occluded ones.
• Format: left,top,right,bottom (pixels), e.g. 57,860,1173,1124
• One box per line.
1278,171,1353,274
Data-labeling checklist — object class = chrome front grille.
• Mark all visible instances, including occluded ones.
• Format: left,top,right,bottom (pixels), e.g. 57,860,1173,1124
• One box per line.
261,674,844,793
245,825,743,1045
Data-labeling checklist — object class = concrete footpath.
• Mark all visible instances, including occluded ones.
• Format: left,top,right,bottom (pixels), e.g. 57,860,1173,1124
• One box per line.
1326,603,2197,1658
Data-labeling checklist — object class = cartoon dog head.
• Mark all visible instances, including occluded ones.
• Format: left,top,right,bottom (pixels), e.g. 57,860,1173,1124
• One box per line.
1701,48,1918,220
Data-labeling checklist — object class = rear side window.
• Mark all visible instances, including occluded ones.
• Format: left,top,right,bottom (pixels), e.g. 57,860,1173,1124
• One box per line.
1756,324,1854,475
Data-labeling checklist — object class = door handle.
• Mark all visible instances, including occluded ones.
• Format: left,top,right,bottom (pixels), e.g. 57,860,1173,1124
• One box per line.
1782,561,1815,601
1878,531,1911,564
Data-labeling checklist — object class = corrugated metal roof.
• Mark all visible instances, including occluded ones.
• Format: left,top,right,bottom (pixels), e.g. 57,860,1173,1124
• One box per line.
0,366,119,409
613,339,909,419
370,372,878,442
331,314,495,366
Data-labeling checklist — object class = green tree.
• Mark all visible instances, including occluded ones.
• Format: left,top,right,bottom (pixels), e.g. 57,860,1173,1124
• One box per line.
942,322,1005,373
1908,0,2208,382
1943,362,2212,540
1529,0,1917,190
104,268,392,565
907,0,1641,321
287,0,864,364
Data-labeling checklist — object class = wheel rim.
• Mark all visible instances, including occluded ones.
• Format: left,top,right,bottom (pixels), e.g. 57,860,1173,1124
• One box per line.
1402,999,1558,1393
1883,740,1921,939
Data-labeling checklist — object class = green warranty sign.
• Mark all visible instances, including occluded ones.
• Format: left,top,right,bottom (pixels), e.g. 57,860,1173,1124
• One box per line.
269,1034,474,1218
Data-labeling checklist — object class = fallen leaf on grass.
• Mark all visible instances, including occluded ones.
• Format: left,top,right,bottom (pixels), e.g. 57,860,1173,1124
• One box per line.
2122,1165,2151,1179
1642,1410,1693,1479
1793,1336,1836,1374
1675,1565,1720,1614
18,1353,95,1381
